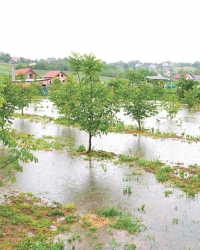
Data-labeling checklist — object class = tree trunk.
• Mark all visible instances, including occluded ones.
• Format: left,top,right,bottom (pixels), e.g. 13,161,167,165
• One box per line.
88,133,92,153
22,107,24,116
138,120,141,130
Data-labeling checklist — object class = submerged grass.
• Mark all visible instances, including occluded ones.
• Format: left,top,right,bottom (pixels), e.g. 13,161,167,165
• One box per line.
0,193,145,250
12,113,200,143
0,192,72,249
114,154,200,196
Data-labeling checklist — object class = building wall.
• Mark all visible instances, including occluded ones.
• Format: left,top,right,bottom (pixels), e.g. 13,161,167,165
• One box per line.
44,74,67,85
24,70,37,79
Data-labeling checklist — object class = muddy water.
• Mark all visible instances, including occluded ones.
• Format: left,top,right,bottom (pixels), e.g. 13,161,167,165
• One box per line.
1,101,200,249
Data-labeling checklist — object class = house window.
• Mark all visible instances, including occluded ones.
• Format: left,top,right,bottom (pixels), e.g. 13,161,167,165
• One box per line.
61,74,63,77
57,74,59,77
29,74,33,79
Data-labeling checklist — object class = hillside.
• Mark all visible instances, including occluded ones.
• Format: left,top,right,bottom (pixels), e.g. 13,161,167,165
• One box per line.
0,61,197,79
0,62,11,75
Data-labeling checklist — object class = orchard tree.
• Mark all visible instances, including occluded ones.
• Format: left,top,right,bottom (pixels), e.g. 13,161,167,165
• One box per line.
123,83,158,130
14,75,43,115
125,69,145,85
0,76,38,186
183,86,200,111
177,76,197,99
162,94,180,119
49,52,119,153
150,79,165,102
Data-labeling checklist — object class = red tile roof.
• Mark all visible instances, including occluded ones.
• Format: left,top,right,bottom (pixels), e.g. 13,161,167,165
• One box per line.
43,71,67,78
15,68,38,76
11,57,20,60
173,74,182,80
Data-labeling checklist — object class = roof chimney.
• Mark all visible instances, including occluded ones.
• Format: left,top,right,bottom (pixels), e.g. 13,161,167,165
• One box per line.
11,62,15,82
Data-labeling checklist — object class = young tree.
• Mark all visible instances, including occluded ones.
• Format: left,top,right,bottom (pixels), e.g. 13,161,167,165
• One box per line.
162,94,180,119
0,76,38,186
49,53,119,153
123,83,158,130
150,79,165,103
177,76,197,99
125,69,145,84
14,75,43,115
183,86,200,111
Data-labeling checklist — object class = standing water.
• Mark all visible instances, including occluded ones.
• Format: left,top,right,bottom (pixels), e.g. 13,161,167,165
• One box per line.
1,100,200,249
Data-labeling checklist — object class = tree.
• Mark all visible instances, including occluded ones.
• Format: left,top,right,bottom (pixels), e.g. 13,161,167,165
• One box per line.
177,76,197,99
162,94,180,119
0,52,11,62
125,69,145,85
14,74,43,115
49,53,119,153
183,86,200,111
150,79,165,102
137,68,157,77
0,76,38,186
123,83,158,130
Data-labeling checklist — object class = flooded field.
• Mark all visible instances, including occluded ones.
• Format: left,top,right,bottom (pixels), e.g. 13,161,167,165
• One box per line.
1,99,200,249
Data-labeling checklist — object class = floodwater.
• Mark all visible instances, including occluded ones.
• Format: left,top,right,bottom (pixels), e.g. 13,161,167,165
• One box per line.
1,100,200,249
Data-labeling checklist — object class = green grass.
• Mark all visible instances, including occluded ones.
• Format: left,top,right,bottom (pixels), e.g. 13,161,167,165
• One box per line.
0,62,12,75
172,66,195,73
97,206,122,217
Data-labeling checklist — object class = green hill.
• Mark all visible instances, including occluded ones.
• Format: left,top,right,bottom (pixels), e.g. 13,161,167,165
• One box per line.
0,62,12,76
172,66,195,74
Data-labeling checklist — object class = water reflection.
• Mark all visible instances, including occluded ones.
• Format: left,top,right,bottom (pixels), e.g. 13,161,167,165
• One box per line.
2,100,200,249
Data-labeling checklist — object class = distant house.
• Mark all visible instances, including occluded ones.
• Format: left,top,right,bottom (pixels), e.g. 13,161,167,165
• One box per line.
173,74,182,81
173,73,195,81
11,57,20,62
193,75,200,81
46,57,57,64
43,70,67,84
29,62,36,66
135,63,143,68
164,68,174,77
15,68,38,79
162,62,169,67
149,64,156,71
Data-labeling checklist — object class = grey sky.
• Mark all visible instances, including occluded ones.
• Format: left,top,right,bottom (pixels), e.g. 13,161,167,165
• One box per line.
1,0,200,63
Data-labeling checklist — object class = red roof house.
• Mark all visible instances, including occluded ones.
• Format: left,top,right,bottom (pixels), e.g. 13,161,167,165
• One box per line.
43,70,67,84
11,57,20,62
173,73,195,81
15,68,38,79
173,74,182,81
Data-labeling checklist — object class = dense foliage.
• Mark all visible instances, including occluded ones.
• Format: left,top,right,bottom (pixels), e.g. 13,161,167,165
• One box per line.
0,76,40,185
0,52,11,62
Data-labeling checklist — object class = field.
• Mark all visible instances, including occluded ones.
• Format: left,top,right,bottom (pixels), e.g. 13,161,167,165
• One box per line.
0,62,12,75
172,65,195,73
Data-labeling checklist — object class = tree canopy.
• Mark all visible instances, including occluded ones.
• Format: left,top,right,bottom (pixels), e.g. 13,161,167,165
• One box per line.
49,53,120,152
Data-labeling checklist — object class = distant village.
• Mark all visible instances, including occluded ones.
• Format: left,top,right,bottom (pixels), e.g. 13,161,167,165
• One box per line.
1,52,200,86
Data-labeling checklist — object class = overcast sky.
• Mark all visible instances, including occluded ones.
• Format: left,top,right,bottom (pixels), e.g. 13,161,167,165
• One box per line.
1,0,200,63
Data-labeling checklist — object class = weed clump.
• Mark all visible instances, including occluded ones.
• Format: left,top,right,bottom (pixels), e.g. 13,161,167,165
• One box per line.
97,206,122,217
